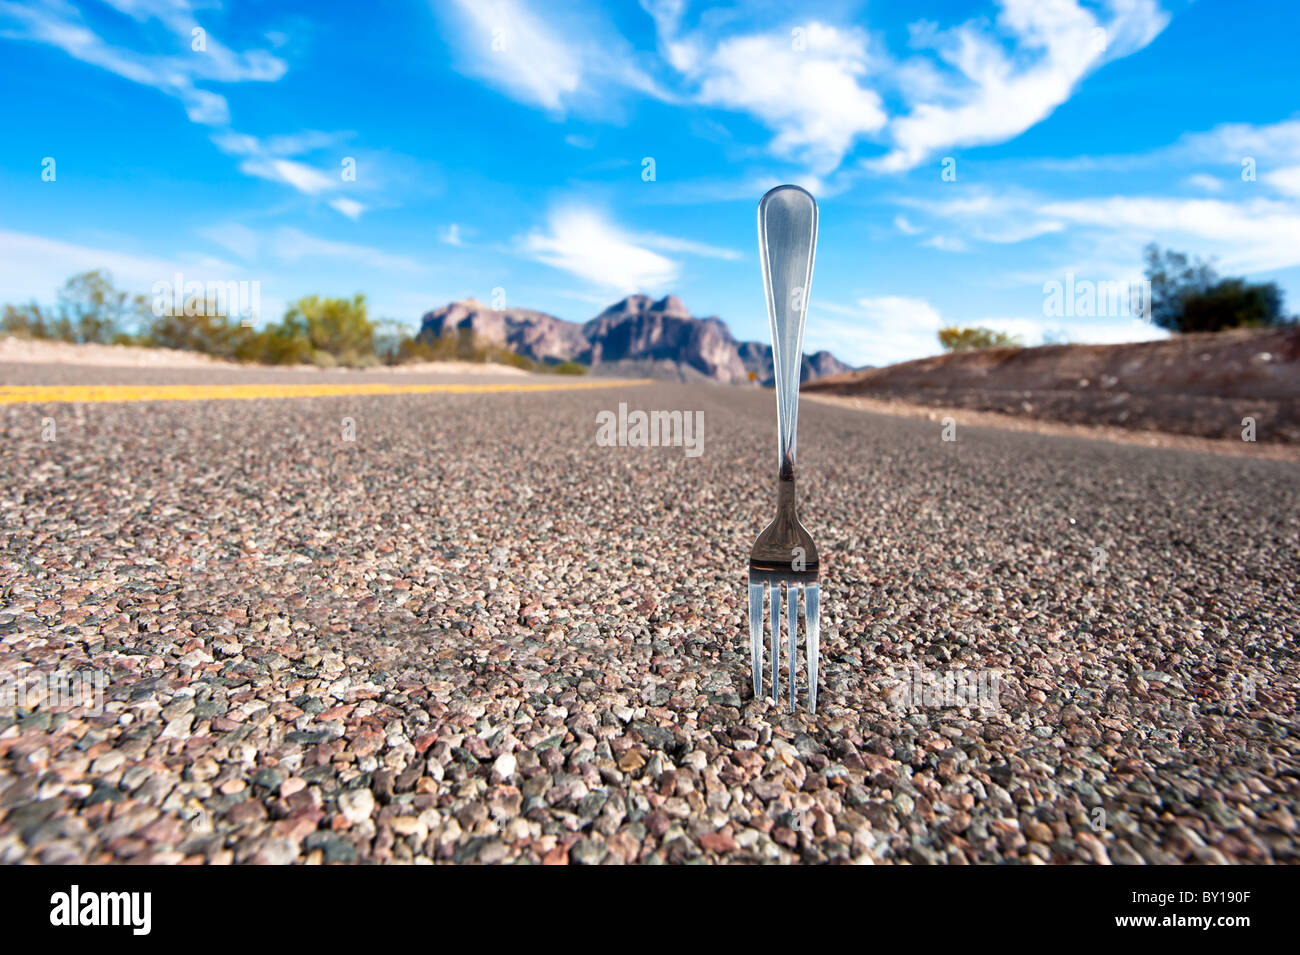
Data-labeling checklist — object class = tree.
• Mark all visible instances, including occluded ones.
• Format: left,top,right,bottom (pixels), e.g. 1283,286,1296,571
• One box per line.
1,270,149,343
1143,243,1291,332
275,294,375,364
57,270,150,343
938,326,1022,351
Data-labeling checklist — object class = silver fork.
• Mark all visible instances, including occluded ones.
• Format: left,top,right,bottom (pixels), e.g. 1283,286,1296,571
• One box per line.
749,184,821,714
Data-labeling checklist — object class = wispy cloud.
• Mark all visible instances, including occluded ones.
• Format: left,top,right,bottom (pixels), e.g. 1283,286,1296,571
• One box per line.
1012,118,1300,176
212,129,368,215
872,0,1169,172
1264,166,1300,198
897,167,1300,273
518,207,680,292
0,0,286,126
196,222,262,261
1039,195,1300,272
328,198,366,221
429,0,1171,180
437,0,667,115
635,233,741,261
642,0,1168,177
0,227,244,306
894,215,923,235
271,228,427,273
239,157,337,195
196,222,429,274
808,292,1166,366
806,295,945,366
1178,118,1300,163
923,235,968,252
1184,173,1223,192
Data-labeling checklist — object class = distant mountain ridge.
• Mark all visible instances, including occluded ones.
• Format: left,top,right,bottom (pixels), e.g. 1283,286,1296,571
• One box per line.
418,294,853,384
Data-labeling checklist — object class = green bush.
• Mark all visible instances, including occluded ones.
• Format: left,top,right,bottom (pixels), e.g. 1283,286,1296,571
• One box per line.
407,326,545,370
937,326,1022,351
274,294,374,364
149,301,242,358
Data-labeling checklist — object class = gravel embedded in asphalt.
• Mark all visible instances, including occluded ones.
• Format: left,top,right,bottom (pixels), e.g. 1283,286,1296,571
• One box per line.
0,369,1297,864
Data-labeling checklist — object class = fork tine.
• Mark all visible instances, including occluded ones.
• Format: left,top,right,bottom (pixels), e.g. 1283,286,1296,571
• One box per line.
787,583,798,712
805,582,820,714
770,583,780,706
748,582,764,700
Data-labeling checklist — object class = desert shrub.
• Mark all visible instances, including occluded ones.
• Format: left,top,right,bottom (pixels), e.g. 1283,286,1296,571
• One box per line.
495,349,537,371
276,294,375,363
938,326,1022,351
550,360,588,375
2,303,56,339
149,300,243,357
407,327,540,370
235,329,313,365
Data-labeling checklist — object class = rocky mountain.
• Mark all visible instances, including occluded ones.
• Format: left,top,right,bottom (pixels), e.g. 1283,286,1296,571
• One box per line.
737,340,853,385
418,299,587,364
419,294,855,384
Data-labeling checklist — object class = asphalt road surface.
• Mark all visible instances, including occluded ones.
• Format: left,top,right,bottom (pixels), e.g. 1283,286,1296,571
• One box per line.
1,363,1297,864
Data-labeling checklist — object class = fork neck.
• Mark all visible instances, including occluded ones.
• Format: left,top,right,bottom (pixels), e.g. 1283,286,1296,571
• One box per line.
776,460,799,512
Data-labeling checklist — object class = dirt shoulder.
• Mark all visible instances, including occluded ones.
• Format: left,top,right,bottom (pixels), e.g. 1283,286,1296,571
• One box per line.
806,392,1300,462
0,336,530,376
805,326,1300,446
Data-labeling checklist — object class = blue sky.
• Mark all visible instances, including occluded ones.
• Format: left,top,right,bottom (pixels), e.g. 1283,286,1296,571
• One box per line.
2,0,1299,366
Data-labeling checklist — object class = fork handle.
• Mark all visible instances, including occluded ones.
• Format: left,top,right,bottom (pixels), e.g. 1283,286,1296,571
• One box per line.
757,185,818,480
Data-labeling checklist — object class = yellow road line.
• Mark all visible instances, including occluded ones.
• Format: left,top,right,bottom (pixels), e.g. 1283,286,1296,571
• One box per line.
0,378,655,405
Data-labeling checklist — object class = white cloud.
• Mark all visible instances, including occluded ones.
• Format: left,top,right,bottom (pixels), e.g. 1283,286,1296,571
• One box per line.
1039,195,1300,272
441,223,464,246
438,0,665,115
270,228,427,273
976,220,1066,243
0,0,286,126
519,208,679,292
1023,118,1300,175
900,184,1300,273
894,215,923,235
1179,119,1300,163
239,158,337,195
923,235,968,252
690,23,887,174
443,0,578,110
0,228,244,307
212,130,371,215
197,223,262,260
995,315,1166,346
807,292,1173,366
635,233,741,261
855,296,944,329
806,296,945,366
433,0,1169,179
1184,173,1223,192
328,198,366,221
1263,165,1300,199
648,17,886,175
872,0,1169,171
